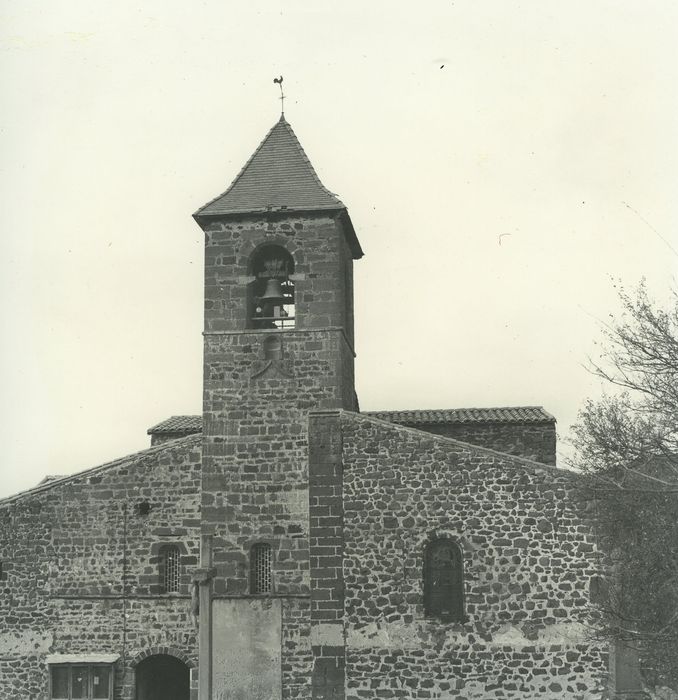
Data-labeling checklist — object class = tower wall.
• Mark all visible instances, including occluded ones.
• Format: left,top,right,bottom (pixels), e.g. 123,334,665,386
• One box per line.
199,213,358,699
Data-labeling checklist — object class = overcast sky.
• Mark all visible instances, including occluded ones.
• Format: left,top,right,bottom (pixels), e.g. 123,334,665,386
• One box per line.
1,1,676,498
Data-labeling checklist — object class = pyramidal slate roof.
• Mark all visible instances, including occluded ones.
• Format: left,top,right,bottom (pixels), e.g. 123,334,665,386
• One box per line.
195,116,345,218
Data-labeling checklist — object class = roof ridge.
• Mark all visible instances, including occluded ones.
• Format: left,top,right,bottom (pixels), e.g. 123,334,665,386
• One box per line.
0,433,201,505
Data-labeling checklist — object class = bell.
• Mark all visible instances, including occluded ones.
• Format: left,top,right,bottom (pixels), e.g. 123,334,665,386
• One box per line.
260,278,284,305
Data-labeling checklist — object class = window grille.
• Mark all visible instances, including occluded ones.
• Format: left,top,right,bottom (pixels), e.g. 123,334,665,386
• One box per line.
424,539,465,620
251,543,272,594
161,545,180,593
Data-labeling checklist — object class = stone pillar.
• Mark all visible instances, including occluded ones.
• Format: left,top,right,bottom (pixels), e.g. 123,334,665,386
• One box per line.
309,411,345,700
196,534,214,700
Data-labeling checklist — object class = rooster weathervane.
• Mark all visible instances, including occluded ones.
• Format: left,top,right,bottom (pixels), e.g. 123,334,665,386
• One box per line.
273,75,284,115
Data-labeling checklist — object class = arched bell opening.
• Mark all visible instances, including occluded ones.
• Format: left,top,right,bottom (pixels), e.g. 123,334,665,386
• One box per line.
135,654,190,700
248,245,295,329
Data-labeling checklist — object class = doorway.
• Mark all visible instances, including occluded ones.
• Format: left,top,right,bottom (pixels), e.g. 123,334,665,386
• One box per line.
135,654,190,700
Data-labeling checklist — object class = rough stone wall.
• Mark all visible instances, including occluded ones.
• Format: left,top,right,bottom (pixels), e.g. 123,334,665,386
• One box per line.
201,214,356,336
282,597,314,699
406,421,557,465
150,431,199,446
199,213,358,698
308,410,608,700
0,435,201,700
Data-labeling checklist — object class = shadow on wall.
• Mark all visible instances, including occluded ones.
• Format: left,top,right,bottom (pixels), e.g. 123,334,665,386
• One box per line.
135,655,190,700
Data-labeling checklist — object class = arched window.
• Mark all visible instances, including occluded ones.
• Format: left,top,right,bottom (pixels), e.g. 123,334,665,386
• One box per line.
424,539,465,620
250,543,272,594
249,245,295,329
159,545,181,593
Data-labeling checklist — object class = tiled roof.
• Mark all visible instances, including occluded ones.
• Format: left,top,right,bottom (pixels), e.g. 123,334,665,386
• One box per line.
147,415,203,435
365,407,555,424
147,407,554,436
194,116,345,217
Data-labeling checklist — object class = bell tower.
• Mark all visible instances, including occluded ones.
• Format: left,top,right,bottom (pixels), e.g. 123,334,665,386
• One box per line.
193,116,362,698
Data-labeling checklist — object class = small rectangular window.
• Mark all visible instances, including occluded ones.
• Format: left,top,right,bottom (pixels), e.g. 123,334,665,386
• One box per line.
251,543,272,594
50,665,113,700
161,545,181,593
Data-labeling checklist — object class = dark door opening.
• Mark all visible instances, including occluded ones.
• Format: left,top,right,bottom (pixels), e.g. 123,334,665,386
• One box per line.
136,654,190,700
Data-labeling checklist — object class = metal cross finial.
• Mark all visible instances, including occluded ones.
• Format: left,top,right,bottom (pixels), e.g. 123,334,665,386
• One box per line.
273,75,284,115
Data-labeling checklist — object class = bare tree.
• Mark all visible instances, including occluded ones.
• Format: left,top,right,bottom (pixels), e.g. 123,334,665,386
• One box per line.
570,283,678,689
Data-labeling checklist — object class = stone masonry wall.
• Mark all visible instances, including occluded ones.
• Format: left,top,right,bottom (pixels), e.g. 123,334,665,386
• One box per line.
413,421,556,465
201,214,356,335
199,213,358,699
308,410,608,700
0,435,201,700
150,431,199,446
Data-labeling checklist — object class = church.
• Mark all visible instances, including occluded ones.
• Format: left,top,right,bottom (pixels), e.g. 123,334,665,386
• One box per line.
0,115,625,699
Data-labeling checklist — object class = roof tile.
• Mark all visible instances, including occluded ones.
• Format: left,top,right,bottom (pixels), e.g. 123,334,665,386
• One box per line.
365,407,555,424
147,415,203,435
147,406,554,435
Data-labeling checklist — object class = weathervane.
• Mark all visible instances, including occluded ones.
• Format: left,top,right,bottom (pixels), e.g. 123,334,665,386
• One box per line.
273,75,284,115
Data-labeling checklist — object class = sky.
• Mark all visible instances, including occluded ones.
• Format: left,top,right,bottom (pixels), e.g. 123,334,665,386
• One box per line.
1,0,676,499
